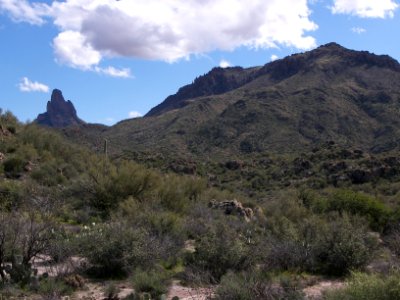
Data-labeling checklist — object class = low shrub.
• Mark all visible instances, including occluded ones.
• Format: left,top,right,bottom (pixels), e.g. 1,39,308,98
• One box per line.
328,190,391,231
131,268,169,299
3,157,26,178
215,271,304,300
185,222,248,282
324,272,400,300
264,214,378,276
80,221,174,278
37,278,73,300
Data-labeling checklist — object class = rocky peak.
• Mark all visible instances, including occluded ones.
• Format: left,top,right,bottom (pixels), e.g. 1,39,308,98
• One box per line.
35,89,85,128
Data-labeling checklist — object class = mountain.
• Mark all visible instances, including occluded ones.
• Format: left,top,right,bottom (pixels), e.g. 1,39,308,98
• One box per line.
36,89,85,128
67,43,400,163
146,66,260,117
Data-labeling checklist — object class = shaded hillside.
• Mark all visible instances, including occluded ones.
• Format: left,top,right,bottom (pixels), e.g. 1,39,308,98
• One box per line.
67,43,400,163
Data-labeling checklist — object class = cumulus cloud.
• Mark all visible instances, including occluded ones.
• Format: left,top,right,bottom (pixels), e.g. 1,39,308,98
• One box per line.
351,27,366,34
53,30,101,70
270,54,279,61
128,111,142,118
0,0,318,69
332,0,398,18
219,60,231,68
18,77,49,93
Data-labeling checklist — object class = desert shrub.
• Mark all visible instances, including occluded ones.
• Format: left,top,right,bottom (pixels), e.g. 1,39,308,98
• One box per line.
216,271,304,300
85,159,159,215
37,277,73,300
264,214,377,276
327,190,391,231
80,222,172,278
0,180,23,209
31,160,65,186
104,283,120,300
156,175,206,213
3,157,26,178
300,189,392,231
131,268,170,299
313,214,378,276
324,272,400,300
186,222,248,282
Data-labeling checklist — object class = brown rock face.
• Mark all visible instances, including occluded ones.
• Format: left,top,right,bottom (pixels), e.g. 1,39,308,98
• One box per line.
35,89,85,128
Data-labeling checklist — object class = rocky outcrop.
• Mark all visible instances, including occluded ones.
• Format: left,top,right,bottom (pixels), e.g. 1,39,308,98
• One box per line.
35,89,85,128
209,199,254,221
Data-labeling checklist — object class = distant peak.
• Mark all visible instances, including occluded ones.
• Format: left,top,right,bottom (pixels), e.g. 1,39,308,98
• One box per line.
35,89,85,128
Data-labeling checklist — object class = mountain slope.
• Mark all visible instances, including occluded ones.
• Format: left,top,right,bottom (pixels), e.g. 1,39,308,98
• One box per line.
68,43,400,161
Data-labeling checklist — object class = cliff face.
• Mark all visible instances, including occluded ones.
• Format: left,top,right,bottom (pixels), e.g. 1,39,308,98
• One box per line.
36,89,85,128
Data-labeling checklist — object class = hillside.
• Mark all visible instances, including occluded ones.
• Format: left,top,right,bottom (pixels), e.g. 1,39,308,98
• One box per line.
67,43,400,163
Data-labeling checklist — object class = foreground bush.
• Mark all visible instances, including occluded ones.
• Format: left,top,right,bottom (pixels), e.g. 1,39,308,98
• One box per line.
328,190,391,231
185,222,248,282
80,221,178,278
131,268,170,299
265,214,378,276
215,271,304,300
324,272,400,300
300,189,392,231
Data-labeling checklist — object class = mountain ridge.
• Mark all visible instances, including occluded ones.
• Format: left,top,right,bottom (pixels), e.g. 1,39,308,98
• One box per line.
62,43,400,164
145,42,400,117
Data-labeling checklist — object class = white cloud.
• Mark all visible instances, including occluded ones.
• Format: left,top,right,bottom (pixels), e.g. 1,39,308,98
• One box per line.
219,59,231,68
18,77,49,93
94,66,132,78
53,30,101,70
0,0,49,25
351,27,366,34
0,0,318,68
332,0,398,18
270,54,279,61
128,111,142,118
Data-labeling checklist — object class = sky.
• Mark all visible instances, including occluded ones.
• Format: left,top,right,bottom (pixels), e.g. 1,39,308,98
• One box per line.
0,0,399,125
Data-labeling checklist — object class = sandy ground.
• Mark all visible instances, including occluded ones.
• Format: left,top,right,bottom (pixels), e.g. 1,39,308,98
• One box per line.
68,282,134,300
303,280,345,299
31,254,345,300
167,281,214,300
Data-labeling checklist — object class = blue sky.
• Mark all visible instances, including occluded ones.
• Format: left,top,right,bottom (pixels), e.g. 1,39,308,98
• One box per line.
0,0,399,125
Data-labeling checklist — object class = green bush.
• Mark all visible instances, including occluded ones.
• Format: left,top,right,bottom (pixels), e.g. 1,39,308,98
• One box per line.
3,157,26,178
300,189,392,231
131,268,169,299
80,222,171,278
37,278,73,300
328,190,391,231
31,161,65,186
186,222,248,282
265,214,377,276
0,180,23,210
314,214,378,276
324,272,400,300
216,271,304,300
